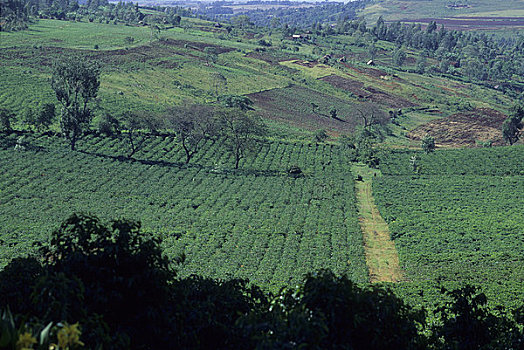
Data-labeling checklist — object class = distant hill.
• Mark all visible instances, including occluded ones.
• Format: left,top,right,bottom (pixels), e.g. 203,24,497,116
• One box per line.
360,0,524,22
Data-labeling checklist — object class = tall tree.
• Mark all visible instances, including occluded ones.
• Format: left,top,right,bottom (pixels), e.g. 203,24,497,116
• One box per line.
51,56,100,150
502,105,523,145
120,110,155,158
216,108,266,169
165,104,217,164
421,133,435,153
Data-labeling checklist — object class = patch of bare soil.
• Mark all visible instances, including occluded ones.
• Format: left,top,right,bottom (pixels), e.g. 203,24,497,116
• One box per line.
293,60,319,68
246,51,297,65
160,39,234,54
247,85,360,134
408,108,507,147
321,75,417,109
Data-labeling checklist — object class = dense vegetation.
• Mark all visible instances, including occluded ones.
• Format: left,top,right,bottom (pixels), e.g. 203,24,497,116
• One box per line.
1,214,522,349
201,0,371,28
374,146,524,309
0,0,191,30
1,0,523,347
0,132,368,287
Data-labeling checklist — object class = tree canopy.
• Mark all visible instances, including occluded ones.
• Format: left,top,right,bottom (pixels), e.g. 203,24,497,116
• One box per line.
51,56,100,150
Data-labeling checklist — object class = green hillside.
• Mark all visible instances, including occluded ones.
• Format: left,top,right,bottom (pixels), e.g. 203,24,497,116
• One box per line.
361,0,524,21
1,3,523,318
0,17,518,143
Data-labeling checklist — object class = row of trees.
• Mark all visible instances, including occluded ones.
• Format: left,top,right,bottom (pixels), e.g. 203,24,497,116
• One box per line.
104,103,266,168
0,55,267,169
0,0,190,31
0,213,522,349
343,16,523,85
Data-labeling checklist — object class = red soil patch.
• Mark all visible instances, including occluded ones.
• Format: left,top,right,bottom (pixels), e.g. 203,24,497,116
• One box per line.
321,75,417,109
408,108,507,147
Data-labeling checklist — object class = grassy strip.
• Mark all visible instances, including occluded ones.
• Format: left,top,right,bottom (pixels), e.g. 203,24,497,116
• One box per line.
352,164,404,283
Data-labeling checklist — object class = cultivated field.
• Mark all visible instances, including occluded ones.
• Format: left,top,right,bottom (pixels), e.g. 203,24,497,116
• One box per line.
0,133,368,289
360,0,524,23
0,19,517,143
374,146,524,308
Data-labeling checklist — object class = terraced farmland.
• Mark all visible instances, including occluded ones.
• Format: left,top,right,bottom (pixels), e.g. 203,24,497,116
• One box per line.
0,133,368,289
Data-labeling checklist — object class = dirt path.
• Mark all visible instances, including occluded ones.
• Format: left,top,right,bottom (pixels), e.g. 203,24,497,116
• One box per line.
352,165,405,283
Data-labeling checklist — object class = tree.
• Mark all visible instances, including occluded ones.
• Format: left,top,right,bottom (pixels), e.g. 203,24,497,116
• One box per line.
211,71,227,98
231,15,251,28
34,103,56,131
51,56,100,150
314,129,328,143
393,48,406,67
502,105,523,145
0,108,15,132
311,102,319,115
415,56,426,74
121,110,152,158
204,46,218,65
431,285,522,349
218,95,253,111
421,133,435,153
165,104,217,164
367,44,377,60
38,214,176,348
217,108,266,169
97,112,120,137
355,102,389,132
329,107,337,120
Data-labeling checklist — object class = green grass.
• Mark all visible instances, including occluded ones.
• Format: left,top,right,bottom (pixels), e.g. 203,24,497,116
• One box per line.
0,18,516,142
0,133,368,290
0,20,153,50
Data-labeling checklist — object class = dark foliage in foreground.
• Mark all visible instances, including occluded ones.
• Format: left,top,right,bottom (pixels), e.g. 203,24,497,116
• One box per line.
0,214,522,349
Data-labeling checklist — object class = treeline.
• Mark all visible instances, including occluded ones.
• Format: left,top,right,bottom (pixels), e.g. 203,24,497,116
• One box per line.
1,213,522,349
371,17,524,85
0,0,33,31
301,16,524,89
0,0,192,31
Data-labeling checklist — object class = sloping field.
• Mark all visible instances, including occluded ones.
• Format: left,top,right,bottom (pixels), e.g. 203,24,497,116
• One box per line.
248,85,359,135
321,75,416,109
408,108,507,147
0,133,368,289
360,0,524,23
401,17,524,31
374,146,524,309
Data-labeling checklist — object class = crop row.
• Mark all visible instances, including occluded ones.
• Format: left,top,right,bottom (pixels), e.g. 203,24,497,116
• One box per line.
0,133,367,289
373,174,524,309
379,146,524,176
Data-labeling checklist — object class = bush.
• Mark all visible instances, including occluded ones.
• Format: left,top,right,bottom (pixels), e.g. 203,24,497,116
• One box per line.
97,113,120,136
421,134,435,153
314,129,328,142
0,108,14,132
287,164,303,177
